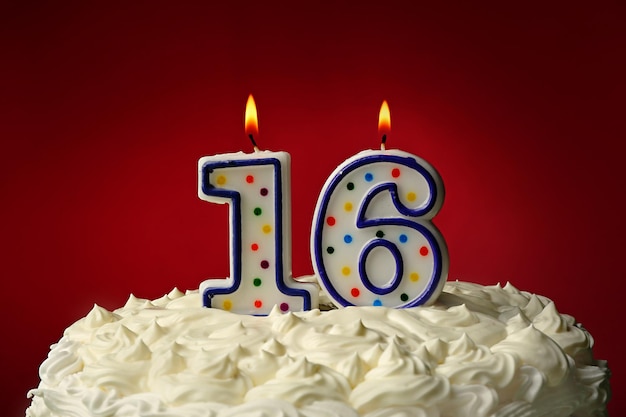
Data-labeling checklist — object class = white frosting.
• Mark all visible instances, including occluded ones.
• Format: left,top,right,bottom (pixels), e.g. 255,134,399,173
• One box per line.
26,281,610,417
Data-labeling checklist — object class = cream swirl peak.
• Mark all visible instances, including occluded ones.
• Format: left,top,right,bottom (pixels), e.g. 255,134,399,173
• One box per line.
26,281,610,417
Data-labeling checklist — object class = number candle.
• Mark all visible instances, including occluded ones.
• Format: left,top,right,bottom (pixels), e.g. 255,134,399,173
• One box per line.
310,101,449,308
198,95,318,314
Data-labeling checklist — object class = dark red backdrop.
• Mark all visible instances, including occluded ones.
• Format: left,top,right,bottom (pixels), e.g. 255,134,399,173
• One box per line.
2,2,624,415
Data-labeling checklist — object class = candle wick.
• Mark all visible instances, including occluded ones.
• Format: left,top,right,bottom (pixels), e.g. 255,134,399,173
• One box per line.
248,134,260,152
380,134,387,150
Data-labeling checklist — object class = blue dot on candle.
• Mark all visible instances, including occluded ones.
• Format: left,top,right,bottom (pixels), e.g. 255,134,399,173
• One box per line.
373,299,382,306
344,234,353,244
364,173,374,182
399,234,408,243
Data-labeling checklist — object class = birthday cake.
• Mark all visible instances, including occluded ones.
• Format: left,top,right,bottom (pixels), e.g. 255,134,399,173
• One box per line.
26,280,610,417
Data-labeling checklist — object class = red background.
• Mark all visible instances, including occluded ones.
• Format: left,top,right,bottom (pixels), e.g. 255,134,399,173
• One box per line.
2,2,624,415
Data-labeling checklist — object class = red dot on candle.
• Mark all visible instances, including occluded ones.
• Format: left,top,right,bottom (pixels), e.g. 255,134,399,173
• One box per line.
246,175,254,184
391,168,401,178
280,302,289,312
419,246,429,256
327,216,336,226
261,260,269,269
351,288,360,297
251,243,259,251
254,299,262,308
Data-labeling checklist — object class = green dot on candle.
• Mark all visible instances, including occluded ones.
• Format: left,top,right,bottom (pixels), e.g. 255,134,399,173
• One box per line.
254,207,262,216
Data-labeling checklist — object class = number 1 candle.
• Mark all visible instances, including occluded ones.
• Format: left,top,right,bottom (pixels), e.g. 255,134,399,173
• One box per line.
198,95,318,314
310,101,449,308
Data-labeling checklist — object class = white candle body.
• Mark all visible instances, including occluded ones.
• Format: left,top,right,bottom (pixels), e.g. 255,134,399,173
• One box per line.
311,149,448,308
199,150,318,314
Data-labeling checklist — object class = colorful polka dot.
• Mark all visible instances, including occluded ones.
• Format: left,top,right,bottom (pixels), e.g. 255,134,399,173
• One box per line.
260,188,269,196
251,243,259,251
407,192,416,202
391,168,401,178
260,260,270,269
399,234,408,243
342,266,351,276
400,293,409,302
246,175,254,184
326,246,335,254
253,207,262,216
365,173,374,182
344,234,353,244
254,299,263,308
419,246,429,256
347,182,355,190
223,300,232,310
326,216,336,226
344,202,353,212
410,272,420,282
376,230,385,238
280,303,289,312
262,224,272,234
216,175,226,185
253,278,262,287
373,299,382,307
351,288,360,297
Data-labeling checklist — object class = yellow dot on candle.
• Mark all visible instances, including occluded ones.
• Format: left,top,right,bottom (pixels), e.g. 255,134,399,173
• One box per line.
410,272,420,282
342,266,351,276
262,224,272,234
407,192,416,202
216,175,226,185
344,202,353,212
223,299,233,310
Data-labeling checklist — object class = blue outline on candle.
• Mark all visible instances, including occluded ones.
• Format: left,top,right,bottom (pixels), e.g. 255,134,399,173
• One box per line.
312,154,446,308
200,158,313,312
358,239,403,295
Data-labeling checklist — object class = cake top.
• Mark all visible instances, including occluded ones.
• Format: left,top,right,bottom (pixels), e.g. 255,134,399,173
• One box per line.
26,280,610,417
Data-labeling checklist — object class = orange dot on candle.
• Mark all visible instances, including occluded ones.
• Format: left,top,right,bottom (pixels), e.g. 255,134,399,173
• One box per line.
246,175,254,183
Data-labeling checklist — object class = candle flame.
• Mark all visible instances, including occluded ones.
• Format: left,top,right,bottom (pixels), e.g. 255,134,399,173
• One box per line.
378,100,391,135
244,94,259,137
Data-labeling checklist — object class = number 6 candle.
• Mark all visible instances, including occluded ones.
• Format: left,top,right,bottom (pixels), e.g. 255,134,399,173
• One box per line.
198,95,318,314
310,101,449,308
